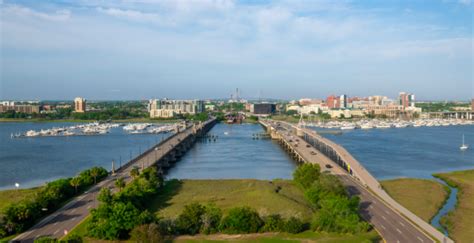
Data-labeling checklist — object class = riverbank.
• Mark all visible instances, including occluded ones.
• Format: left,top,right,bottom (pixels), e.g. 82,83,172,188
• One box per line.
0,187,42,213
381,178,449,222
433,170,474,243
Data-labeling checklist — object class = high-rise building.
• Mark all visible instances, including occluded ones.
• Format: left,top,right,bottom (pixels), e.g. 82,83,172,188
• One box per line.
149,99,205,118
74,97,86,113
252,103,276,115
326,95,338,109
339,94,348,109
398,92,415,108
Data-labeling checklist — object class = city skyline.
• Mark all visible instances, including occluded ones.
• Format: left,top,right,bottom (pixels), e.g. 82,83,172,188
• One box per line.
1,0,473,101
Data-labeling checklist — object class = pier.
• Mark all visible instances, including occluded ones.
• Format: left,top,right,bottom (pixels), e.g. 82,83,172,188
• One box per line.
260,119,453,243
13,118,217,242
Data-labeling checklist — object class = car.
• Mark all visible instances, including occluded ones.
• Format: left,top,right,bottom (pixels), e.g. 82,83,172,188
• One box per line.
325,164,333,169
310,151,317,155
306,144,311,148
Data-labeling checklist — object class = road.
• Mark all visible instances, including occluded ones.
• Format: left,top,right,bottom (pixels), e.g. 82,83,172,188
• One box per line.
266,120,434,243
12,124,198,242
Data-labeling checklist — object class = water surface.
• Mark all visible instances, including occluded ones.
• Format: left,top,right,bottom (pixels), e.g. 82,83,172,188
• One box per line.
0,122,169,190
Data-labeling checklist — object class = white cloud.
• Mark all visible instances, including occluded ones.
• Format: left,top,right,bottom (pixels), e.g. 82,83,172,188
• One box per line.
2,4,71,21
458,0,471,5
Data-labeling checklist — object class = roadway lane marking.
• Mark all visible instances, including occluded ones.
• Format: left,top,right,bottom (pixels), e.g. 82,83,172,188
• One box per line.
87,205,92,209
385,210,391,215
399,221,405,227
396,228,402,234
369,205,373,209
54,229,60,235
380,224,386,230
381,215,386,220
53,222,58,226
417,236,424,242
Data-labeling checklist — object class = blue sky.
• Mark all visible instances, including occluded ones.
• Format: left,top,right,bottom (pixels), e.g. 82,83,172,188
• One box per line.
0,0,472,101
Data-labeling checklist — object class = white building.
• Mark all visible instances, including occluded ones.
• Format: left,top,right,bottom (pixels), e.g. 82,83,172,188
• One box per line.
149,99,205,118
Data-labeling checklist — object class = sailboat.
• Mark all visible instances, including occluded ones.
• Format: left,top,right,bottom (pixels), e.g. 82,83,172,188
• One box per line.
460,134,469,151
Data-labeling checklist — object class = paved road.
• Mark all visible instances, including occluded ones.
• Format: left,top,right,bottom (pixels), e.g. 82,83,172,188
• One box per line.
12,124,200,242
265,121,434,243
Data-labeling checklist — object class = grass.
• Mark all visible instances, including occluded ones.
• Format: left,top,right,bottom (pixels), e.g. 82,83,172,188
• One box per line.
150,179,314,222
63,179,382,242
0,187,42,213
433,170,474,243
174,230,381,243
381,178,449,222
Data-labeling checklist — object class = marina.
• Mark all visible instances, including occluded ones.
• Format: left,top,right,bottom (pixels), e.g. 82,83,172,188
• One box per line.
11,122,177,138
305,118,474,130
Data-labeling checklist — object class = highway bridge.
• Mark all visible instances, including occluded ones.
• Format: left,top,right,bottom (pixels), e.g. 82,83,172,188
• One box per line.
260,119,453,243
12,119,217,242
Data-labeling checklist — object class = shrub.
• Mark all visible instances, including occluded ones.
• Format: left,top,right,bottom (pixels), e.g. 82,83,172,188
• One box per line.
200,204,222,234
283,217,305,234
175,203,205,235
219,207,263,234
34,236,57,243
157,219,176,235
293,163,320,189
311,195,369,233
130,223,163,243
261,214,285,232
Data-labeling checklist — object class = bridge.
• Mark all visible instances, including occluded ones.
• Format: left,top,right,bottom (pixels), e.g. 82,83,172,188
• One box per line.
12,118,217,242
260,119,453,243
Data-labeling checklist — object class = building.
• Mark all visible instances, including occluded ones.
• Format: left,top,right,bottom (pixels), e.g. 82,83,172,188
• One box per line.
252,103,276,115
471,99,474,111
74,97,86,113
339,94,348,109
326,95,338,109
0,104,39,114
149,99,205,118
399,92,415,108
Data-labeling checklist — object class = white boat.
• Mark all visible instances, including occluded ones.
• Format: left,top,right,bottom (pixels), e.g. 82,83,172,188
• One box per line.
340,126,356,130
360,124,373,129
25,130,39,137
460,134,469,151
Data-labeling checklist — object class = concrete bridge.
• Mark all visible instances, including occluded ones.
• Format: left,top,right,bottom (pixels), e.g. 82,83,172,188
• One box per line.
13,118,217,242
260,119,453,243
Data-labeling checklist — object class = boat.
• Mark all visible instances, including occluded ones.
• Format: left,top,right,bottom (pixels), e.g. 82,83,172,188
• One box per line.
460,134,469,151
340,126,356,130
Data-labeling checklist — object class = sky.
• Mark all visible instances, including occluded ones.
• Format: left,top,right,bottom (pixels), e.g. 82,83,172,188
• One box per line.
0,0,473,101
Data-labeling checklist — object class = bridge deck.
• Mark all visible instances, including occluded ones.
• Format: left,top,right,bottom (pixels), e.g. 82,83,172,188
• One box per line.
261,120,451,243
13,119,216,242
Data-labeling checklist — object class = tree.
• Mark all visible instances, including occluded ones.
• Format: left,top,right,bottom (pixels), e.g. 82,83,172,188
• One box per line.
219,207,263,234
90,167,101,184
70,177,81,194
130,167,140,179
200,204,222,234
130,223,163,243
293,163,320,189
283,217,305,233
115,178,125,192
175,203,206,235
98,188,113,204
261,214,285,232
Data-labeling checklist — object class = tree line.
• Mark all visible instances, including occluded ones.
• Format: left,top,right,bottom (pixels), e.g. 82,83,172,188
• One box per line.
0,167,108,238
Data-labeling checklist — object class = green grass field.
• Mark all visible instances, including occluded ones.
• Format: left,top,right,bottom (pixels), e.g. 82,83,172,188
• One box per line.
0,187,42,213
434,170,474,243
150,179,313,222
174,230,381,243
67,179,381,242
381,178,449,222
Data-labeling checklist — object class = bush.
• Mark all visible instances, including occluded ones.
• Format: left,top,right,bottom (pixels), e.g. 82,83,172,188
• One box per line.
283,217,305,233
293,163,320,189
130,223,163,243
261,214,285,232
311,195,369,233
157,219,176,235
175,203,205,235
34,236,57,243
200,204,222,234
219,207,263,234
